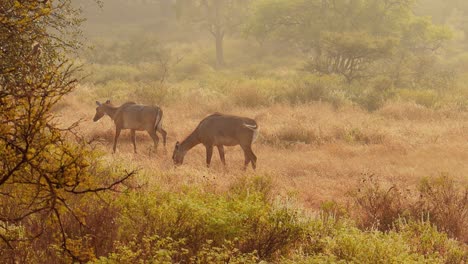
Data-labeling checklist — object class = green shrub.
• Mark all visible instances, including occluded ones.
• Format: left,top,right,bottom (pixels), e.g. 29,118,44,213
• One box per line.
110,178,306,262
86,64,141,85
92,237,259,264
324,89,351,109
352,87,390,111
93,80,135,101
349,174,468,243
397,220,468,263
280,75,342,105
397,89,441,108
240,63,270,79
229,83,272,107
228,175,275,201
172,57,214,81
327,227,439,263
192,240,259,264
284,219,464,263
133,82,178,105
282,79,328,104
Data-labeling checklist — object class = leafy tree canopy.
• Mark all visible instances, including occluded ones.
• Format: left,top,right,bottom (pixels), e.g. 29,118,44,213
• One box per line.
246,0,451,82
0,1,134,262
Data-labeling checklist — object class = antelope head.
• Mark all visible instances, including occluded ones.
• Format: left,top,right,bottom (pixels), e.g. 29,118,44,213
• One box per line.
93,100,110,122
172,141,186,166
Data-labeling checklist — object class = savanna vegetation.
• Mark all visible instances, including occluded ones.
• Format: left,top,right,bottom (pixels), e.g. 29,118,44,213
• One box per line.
1,0,467,263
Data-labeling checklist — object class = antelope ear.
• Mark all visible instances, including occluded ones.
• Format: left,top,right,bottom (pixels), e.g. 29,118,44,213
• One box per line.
105,99,111,104
96,101,101,106
175,141,180,149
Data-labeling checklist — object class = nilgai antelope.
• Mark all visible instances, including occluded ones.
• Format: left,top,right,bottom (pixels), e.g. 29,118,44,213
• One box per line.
93,100,167,153
172,113,259,170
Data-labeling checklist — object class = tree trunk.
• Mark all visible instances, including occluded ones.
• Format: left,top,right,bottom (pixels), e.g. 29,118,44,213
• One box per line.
215,32,225,68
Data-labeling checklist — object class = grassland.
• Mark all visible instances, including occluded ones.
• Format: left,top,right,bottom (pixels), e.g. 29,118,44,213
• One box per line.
47,28,468,262
60,84,468,206
49,82,468,262
3,1,468,262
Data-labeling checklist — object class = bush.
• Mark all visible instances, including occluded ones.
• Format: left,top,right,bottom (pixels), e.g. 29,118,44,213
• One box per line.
282,79,328,104
356,88,387,111
261,122,386,147
280,75,342,105
327,227,432,263
349,174,468,243
397,89,441,108
133,82,177,105
285,220,464,263
86,64,141,85
378,102,436,120
260,122,330,147
229,82,272,107
109,178,307,262
397,220,468,263
92,237,259,264
93,80,135,101
349,174,409,231
415,175,468,242
336,127,386,145
271,124,321,145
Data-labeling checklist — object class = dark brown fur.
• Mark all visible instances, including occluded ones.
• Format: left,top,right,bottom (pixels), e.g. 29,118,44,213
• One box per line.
173,113,259,170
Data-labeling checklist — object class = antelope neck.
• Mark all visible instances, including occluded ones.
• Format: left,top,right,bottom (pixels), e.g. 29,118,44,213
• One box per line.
103,104,119,120
180,131,200,152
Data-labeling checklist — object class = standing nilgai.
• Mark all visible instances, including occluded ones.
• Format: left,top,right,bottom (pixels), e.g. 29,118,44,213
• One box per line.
93,100,167,153
172,113,259,170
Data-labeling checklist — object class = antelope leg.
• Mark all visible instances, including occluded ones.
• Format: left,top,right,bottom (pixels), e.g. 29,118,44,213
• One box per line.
113,127,122,153
217,145,226,166
241,145,251,170
206,145,213,168
157,127,168,148
131,129,137,153
147,129,160,152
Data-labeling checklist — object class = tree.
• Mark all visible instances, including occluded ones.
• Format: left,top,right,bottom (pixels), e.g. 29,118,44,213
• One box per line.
176,0,252,67
0,0,135,262
309,32,398,82
388,15,452,87
247,0,451,83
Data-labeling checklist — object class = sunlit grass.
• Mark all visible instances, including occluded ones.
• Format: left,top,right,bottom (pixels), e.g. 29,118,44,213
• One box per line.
58,89,468,209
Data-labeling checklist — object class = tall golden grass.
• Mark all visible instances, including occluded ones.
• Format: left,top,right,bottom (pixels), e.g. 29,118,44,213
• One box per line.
58,86,468,211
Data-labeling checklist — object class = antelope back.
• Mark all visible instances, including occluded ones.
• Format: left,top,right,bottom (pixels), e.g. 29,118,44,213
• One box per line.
115,104,161,131
196,113,258,146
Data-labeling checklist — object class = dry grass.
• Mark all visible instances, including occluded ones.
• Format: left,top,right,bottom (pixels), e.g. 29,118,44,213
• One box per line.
56,90,468,210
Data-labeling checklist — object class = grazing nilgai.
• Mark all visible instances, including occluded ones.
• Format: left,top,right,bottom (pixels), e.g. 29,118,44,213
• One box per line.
93,100,167,153
172,113,259,170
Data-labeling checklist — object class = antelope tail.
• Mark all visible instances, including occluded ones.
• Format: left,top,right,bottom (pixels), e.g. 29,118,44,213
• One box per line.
244,123,259,143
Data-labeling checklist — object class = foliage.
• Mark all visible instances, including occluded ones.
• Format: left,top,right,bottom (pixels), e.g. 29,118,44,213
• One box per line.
350,174,408,231
4,1,467,262
308,31,398,82
247,0,451,83
284,217,466,263
111,180,306,262
93,236,259,264
397,220,468,263
176,0,253,67
416,175,468,242
350,174,468,243
84,175,467,263
0,0,135,262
